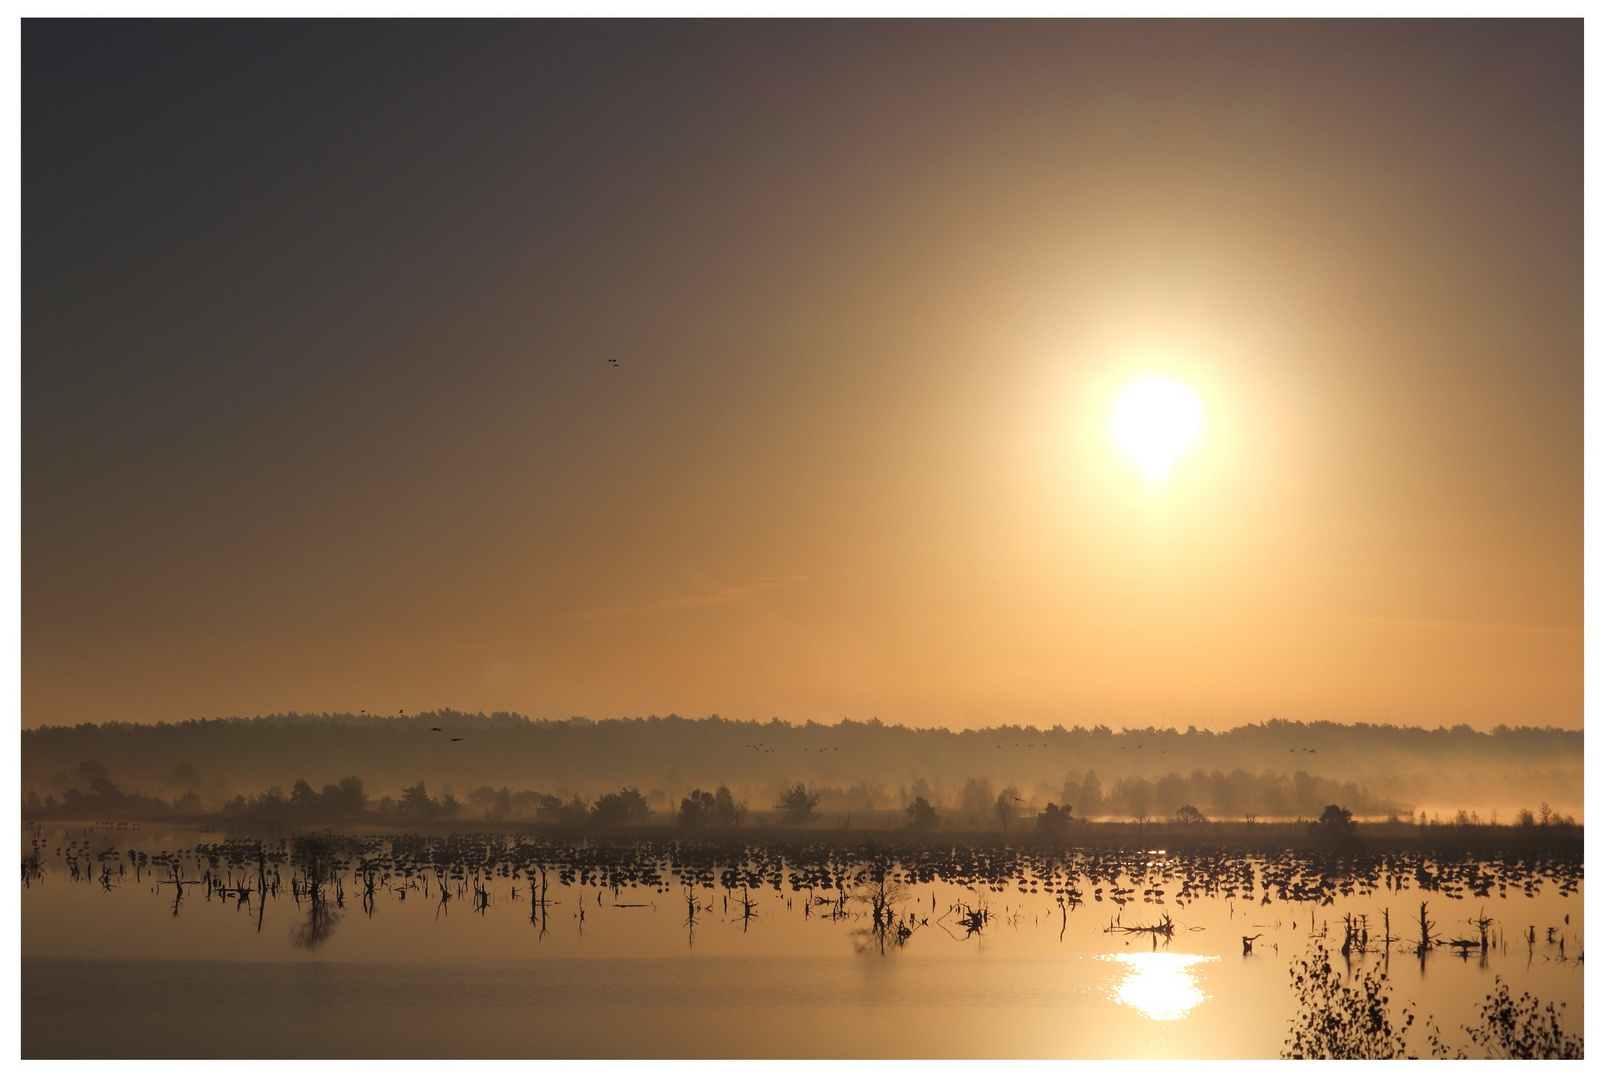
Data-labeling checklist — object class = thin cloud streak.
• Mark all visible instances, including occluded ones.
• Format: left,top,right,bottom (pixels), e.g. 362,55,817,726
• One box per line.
454,576,808,650
1344,616,1580,638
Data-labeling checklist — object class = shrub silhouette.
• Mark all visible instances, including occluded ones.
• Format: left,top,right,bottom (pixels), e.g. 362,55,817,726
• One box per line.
904,796,939,830
1284,942,1415,1058
1285,943,1581,1059
1460,977,1582,1058
398,781,440,818
591,787,652,826
1318,804,1355,833
536,793,590,824
1036,802,1072,836
678,785,745,828
776,782,820,824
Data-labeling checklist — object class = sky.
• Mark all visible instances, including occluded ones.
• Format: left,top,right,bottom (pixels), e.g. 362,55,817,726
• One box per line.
22,20,1581,731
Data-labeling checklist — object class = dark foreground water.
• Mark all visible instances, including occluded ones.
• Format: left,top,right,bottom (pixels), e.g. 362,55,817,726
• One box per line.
25,954,1268,1058
21,826,1584,1058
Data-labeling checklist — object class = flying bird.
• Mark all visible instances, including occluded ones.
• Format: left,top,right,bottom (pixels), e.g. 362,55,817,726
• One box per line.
431,727,443,732
451,738,464,743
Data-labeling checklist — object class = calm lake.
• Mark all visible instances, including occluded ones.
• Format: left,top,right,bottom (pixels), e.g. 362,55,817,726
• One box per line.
21,826,1584,1058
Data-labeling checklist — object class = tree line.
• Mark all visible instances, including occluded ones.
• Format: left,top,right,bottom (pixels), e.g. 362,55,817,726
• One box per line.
20,712,1581,824
21,764,1579,833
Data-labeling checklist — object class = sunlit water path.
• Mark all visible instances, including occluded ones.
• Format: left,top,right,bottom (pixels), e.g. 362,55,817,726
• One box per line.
22,827,1583,1057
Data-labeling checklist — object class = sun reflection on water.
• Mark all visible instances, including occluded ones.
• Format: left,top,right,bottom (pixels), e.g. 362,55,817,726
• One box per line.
1103,952,1216,1021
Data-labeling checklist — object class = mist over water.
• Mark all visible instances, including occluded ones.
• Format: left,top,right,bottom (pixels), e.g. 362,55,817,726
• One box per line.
21,713,1585,825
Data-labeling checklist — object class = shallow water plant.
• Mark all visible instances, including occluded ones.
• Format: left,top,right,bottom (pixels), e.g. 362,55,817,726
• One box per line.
1283,942,1416,1058
1459,977,1582,1059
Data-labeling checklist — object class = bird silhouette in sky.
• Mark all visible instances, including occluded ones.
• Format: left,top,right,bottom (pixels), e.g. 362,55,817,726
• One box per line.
451,737,464,743
431,727,443,732
607,357,618,366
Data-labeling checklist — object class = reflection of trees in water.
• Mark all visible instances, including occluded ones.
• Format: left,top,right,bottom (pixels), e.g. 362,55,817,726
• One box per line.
289,834,345,951
291,895,342,950
34,829,1583,979
37,832,1584,913
848,853,922,954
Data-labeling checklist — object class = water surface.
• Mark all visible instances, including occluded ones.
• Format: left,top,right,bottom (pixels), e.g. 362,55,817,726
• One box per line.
22,827,1583,1058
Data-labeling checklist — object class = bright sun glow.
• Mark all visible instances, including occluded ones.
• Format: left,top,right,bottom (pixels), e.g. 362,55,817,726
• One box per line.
1104,952,1214,1021
1111,376,1203,481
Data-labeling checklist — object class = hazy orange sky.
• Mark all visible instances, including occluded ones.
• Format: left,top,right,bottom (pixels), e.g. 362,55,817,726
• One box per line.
24,21,1580,730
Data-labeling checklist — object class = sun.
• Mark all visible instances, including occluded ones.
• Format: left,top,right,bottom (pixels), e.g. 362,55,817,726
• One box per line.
1111,376,1203,481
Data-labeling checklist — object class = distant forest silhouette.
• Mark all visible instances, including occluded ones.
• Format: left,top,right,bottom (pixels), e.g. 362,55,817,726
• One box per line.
20,710,1583,825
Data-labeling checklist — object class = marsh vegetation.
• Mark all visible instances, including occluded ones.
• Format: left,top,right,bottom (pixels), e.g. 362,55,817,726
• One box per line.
24,818,1582,1057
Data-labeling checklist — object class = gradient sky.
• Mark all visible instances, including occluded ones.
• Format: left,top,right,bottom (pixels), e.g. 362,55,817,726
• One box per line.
23,20,1581,730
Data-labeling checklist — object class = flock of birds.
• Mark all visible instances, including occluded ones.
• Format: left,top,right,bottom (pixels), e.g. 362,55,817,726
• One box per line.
745,743,841,754
30,827,1581,918
23,821,1586,975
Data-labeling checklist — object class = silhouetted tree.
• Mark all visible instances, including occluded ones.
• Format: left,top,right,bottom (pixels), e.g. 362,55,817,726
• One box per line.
994,784,1022,831
1114,776,1153,822
958,777,994,822
1318,804,1355,835
711,784,745,826
679,789,716,827
592,787,652,825
398,781,438,818
469,785,513,820
776,782,820,824
904,796,939,830
322,775,367,818
1037,802,1072,836
537,793,589,824
681,784,746,827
